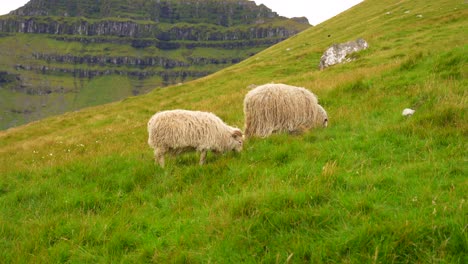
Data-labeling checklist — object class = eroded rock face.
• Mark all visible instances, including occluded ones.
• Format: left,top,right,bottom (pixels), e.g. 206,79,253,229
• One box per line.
0,18,301,41
319,38,369,70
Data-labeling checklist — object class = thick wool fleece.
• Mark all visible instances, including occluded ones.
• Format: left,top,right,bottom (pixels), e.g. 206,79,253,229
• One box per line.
148,109,243,166
244,83,328,137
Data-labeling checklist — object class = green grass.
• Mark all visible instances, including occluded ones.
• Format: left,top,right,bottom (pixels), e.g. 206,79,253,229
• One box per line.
0,0,467,262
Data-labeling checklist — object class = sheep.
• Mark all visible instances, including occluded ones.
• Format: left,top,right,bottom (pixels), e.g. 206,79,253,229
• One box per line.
147,110,244,167
243,83,328,137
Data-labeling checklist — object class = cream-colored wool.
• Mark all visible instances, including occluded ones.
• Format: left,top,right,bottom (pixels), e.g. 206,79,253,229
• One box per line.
244,83,328,137
148,110,243,167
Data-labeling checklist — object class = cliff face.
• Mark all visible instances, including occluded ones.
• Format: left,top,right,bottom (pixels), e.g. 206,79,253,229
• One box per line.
0,0,310,130
0,17,298,40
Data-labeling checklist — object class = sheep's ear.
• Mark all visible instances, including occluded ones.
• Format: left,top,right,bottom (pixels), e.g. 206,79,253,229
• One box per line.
232,129,243,138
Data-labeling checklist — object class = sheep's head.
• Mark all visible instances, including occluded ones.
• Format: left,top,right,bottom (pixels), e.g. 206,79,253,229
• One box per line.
230,129,244,152
317,104,328,127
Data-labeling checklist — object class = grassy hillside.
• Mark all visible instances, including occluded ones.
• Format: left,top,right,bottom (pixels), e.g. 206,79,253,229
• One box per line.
0,0,466,262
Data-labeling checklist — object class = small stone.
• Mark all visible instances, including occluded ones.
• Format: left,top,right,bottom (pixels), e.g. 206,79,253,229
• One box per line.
402,108,415,116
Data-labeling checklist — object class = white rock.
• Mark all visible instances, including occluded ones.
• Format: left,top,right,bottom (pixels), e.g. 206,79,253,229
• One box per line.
318,38,369,70
402,108,415,116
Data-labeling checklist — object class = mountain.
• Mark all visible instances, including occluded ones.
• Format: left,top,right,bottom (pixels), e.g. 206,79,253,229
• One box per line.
0,0,310,130
0,0,466,262
11,0,278,24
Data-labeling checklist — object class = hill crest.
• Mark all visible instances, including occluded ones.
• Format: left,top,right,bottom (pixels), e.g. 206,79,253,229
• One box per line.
10,0,304,26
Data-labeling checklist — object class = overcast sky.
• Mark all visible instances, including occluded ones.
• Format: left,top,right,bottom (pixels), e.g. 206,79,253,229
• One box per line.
0,0,363,25
255,0,363,25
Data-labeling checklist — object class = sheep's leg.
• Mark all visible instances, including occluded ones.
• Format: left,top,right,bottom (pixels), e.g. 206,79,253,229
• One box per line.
158,155,165,168
154,148,165,168
199,150,207,165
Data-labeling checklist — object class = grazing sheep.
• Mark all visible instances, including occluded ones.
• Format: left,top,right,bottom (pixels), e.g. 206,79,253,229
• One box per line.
244,83,328,137
147,110,244,167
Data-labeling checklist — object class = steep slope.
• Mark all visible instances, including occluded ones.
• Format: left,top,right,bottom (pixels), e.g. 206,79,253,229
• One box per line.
0,0,309,130
0,0,466,262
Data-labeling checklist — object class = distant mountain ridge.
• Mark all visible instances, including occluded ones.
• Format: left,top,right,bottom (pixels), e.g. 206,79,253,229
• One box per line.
0,0,309,130
10,0,289,26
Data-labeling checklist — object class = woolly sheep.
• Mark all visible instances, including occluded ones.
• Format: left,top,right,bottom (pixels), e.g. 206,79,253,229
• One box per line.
243,83,328,137
147,110,244,167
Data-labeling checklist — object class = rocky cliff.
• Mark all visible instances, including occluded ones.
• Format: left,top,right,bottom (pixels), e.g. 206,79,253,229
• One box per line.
0,0,310,130
0,16,299,40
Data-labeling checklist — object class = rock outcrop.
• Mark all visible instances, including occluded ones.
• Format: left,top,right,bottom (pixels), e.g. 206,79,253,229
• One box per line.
0,17,300,41
319,38,369,70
